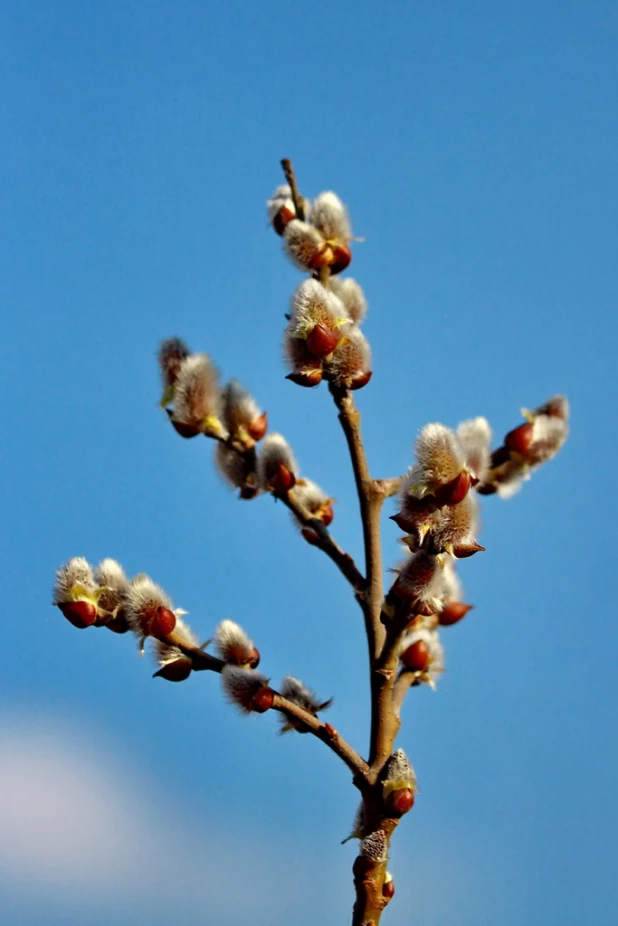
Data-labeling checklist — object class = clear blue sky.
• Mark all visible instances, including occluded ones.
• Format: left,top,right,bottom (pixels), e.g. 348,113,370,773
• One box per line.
1,2,617,924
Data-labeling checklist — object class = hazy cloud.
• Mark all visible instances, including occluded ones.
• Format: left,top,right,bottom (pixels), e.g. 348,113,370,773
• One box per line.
0,712,512,926
0,714,304,924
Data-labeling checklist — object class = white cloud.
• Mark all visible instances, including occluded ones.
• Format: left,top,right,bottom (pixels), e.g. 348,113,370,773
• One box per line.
0,712,513,926
0,726,144,890
0,714,303,923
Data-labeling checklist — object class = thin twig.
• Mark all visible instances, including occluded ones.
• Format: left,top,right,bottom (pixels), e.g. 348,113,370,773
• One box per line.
374,476,402,499
277,489,367,594
272,693,369,780
392,669,420,717
158,642,369,781
328,384,386,659
280,158,306,220
182,646,224,672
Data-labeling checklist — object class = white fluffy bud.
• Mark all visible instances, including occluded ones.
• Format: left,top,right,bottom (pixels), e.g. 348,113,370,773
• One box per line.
278,676,332,732
309,191,351,241
221,666,272,714
329,277,367,325
172,354,226,439
214,619,259,668
257,433,298,492
288,279,349,339
415,424,466,490
283,219,327,271
457,417,492,482
53,557,96,604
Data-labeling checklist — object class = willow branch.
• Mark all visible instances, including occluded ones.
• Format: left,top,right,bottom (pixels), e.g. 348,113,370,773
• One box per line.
368,639,403,774
181,646,224,672
280,158,306,220
276,488,366,594
366,593,421,774
155,641,369,780
374,476,402,499
329,384,386,660
351,813,402,926
272,693,369,781
392,669,420,717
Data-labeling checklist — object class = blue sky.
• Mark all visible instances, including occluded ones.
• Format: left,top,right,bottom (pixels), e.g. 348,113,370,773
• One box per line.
1,2,617,924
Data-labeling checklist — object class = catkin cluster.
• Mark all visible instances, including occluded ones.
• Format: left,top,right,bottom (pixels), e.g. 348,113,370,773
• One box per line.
53,557,331,724
267,184,371,390
388,399,569,689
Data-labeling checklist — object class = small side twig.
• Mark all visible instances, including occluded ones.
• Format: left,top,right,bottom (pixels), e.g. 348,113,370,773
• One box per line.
392,669,420,717
163,644,370,781
272,692,369,781
277,488,367,595
281,158,306,220
374,476,402,499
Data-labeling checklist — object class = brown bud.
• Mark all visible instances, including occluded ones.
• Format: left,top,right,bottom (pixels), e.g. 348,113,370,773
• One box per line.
349,370,373,390
384,787,415,817
390,511,418,532
153,657,192,682
382,877,395,901
170,418,201,439
434,470,471,506
504,422,534,456
285,370,323,388
320,503,334,527
308,244,334,270
273,204,295,236
330,243,352,275
105,614,131,634
452,542,485,558
391,576,414,600
324,723,337,738
301,526,321,546
400,640,430,672
251,686,275,713
149,606,177,639
306,323,340,359
490,445,512,467
439,602,473,626
247,646,261,669
270,463,296,494
58,600,98,630
248,412,268,442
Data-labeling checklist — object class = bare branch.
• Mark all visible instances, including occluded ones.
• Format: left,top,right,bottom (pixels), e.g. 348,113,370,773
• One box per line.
368,641,403,775
374,476,402,499
328,383,401,779
351,817,400,925
328,384,386,660
150,639,371,781
280,158,306,221
271,693,369,781
277,488,366,594
177,644,224,673
392,669,420,717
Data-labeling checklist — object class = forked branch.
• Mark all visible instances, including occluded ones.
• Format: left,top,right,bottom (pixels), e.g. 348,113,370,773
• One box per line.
52,157,570,926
